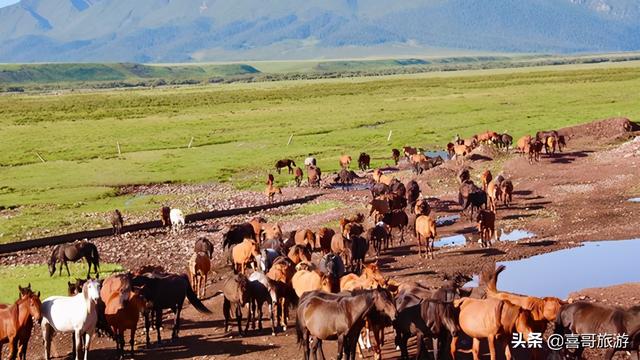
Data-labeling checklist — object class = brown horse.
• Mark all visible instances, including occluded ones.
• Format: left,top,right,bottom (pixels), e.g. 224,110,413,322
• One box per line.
288,245,312,265
110,209,124,235
315,227,336,254
266,257,296,330
366,222,390,256
339,155,352,169
339,213,365,234
160,206,171,227
555,302,640,360
307,165,322,187
296,288,397,360
499,180,514,207
476,209,495,248
275,159,296,174
295,229,315,250
265,183,282,203
340,263,386,291
0,286,42,360
294,167,304,187
188,251,211,299
529,140,543,163
223,274,251,335
516,135,532,154
481,169,492,191
231,238,260,274
358,153,371,171
262,222,283,242
391,149,401,165
486,180,502,212
194,237,214,259
249,217,267,241
415,215,437,259
223,222,256,249
452,297,535,360
382,210,408,245
403,146,418,159
48,240,100,278
100,274,148,359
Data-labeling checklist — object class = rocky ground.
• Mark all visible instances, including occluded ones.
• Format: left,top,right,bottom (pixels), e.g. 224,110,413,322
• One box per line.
1,118,640,360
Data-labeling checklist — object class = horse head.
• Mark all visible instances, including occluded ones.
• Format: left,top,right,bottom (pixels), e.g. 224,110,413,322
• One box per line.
83,279,101,303
372,286,397,322
26,291,43,324
18,283,32,298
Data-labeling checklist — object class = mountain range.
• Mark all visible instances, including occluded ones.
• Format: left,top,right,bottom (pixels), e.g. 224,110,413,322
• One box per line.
0,0,639,62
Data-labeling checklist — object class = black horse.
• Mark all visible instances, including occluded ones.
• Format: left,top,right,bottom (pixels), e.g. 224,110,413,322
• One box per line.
48,241,100,278
132,271,211,345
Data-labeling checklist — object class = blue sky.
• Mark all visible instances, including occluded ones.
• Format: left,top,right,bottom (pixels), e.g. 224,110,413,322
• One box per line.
0,0,19,9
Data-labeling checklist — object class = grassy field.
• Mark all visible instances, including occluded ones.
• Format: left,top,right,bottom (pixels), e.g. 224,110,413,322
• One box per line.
0,263,123,303
1,62,640,243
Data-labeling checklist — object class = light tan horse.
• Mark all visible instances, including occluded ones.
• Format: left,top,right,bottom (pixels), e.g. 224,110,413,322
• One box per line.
452,297,535,360
415,215,437,259
339,263,386,291
339,155,352,169
486,180,502,212
188,251,211,298
231,238,260,274
291,266,334,298
265,184,282,203
516,135,532,155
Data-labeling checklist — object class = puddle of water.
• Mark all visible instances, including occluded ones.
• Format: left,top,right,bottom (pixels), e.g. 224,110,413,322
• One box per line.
436,214,460,226
478,239,640,299
434,233,481,248
424,150,450,160
498,229,535,242
628,197,640,203
329,183,373,191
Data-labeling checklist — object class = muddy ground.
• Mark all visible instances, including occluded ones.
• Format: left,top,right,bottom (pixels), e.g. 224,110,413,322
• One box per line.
1,118,640,360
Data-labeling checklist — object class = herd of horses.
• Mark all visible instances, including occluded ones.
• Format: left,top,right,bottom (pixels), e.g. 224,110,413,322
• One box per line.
2,128,639,360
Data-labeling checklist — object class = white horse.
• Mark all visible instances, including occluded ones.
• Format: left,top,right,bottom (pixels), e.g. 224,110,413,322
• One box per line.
170,208,185,232
41,279,101,360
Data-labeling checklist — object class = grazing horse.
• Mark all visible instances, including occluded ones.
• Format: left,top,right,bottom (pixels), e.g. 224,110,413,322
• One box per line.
555,302,640,360
109,209,123,236
529,140,543,163
476,209,495,247
391,149,401,165
458,182,487,219
247,271,278,335
307,165,322,187
48,241,100,278
395,299,459,360
160,206,171,227
358,152,371,171
41,280,101,360
223,274,251,335
194,237,214,259
294,167,304,187
132,272,210,345
339,155,352,169
231,238,260,274
415,215,437,259
0,287,42,360
188,251,211,299
453,144,471,161
265,183,282,203
499,133,513,151
296,288,397,360
99,274,148,359
275,159,296,174
452,297,536,360
169,208,185,232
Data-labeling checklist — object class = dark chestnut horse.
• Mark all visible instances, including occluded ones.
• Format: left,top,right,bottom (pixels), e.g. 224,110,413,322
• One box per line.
48,241,100,278
110,209,124,235
391,149,401,165
275,159,296,174
296,288,397,360
358,153,371,171
555,302,640,360
0,286,42,360
194,237,214,259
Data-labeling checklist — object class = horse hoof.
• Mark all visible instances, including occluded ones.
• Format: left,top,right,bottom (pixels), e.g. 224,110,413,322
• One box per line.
272,332,276,336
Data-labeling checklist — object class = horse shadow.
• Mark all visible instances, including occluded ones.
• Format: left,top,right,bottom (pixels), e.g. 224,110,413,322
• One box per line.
399,269,437,277
520,240,557,247
501,213,535,220
512,190,532,196
138,336,279,359
549,150,593,164
453,247,506,257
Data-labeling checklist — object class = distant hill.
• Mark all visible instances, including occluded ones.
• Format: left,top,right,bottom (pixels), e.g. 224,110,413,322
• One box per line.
0,0,639,62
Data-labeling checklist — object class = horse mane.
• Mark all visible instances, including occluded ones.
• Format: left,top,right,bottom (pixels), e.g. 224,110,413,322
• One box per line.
49,245,61,264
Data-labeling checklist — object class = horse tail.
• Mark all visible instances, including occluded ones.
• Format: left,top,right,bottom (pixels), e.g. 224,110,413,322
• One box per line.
486,264,506,293
183,275,211,314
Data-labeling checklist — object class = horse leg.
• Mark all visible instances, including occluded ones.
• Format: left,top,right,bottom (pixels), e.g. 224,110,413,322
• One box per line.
432,337,440,360
73,330,82,360
143,311,151,346
155,308,162,344
129,328,136,357
337,335,345,360
173,305,182,340
244,302,252,333
415,333,424,360
471,337,481,360
64,260,71,277
311,336,321,360
8,336,18,360
83,331,93,360
235,305,243,336
258,301,264,330
487,336,496,360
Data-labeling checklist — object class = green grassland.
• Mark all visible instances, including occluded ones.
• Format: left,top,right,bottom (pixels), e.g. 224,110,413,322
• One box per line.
1,62,640,243
0,263,123,304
